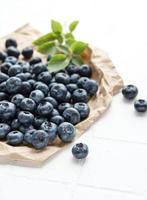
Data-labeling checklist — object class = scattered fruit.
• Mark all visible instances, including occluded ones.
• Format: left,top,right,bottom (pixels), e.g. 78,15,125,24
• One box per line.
72,143,89,159
122,85,138,100
134,99,147,113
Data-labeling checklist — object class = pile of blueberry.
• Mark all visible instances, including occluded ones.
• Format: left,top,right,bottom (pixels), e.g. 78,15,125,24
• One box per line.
122,84,147,113
0,38,98,151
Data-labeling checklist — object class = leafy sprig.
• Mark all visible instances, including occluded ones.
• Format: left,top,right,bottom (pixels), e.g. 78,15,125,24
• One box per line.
33,20,88,72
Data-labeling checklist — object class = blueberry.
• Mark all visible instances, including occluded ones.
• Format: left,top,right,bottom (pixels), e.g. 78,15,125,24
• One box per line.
72,143,89,159
58,122,75,142
0,101,16,120
0,52,7,63
37,101,53,116
29,57,42,65
64,91,71,102
51,109,59,117
66,84,78,93
15,73,27,81
72,89,88,103
0,82,7,92
63,108,80,125
32,63,46,75
134,99,147,113
18,111,34,126
66,64,79,74
35,82,49,96
0,123,11,139
84,79,98,96
37,71,52,84
0,62,12,74
77,77,89,88
19,125,34,134
0,92,9,100
58,103,72,114
122,85,138,100
74,102,90,120
20,98,36,112
8,64,23,76
11,119,20,130
7,131,23,146
48,82,58,91
6,77,22,93
20,81,32,95
5,38,17,48
79,64,92,77
50,83,67,102
24,129,36,144
55,72,70,84
33,116,46,129
22,47,33,59
5,56,17,65
44,97,58,108
30,90,44,103
70,74,80,83
7,46,20,58
50,115,64,125
41,121,57,144
0,72,9,83
31,130,49,149
28,79,36,87
11,94,24,107
21,62,30,72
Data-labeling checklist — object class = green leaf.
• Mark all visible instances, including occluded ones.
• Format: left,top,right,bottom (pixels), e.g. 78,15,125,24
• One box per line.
48,54,70,72
51,20,62,34
33,32,57,46
65,32,74,40
69,21,79,32
71,41,88,55
72,55,84,66
37,41,56,54
56,45,69,54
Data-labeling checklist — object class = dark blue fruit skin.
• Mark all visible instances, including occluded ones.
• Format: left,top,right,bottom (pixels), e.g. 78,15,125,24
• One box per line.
66,64,79,74
28,79,36,87
22,47,33,60
8,64,23,76
20,98,36,112
0,52,7,63
50,115,64,125
0,101,16,120
11,119,20,130
35,82,49,96
37,71,52,84
0,123,11,139
5,38,17,48
16,73,28,81
66,84,78,93
7,131,23,146
29,57,42,65
58,103,72,114
0,62,12,74
24,129,36,144
79,64,92,77
33,117,46,129
122,85,138,100
51,109,59,117
32,63,47,75
18,111,34,126
0,81,7,92
72,143,89,159
7,46,20,58
31,130,49,150
19,125,34,134
0,92,9,101
72,89,88,103
62,108,80,125
21,62,30,72
55,72,70,84
74,102,90,120
29,90,45,103
70,74,80,83
63,91,71,103
11,94,24,107
37,101,53,116
44,97,58,108
48,82,58,91
50,83,67,102
77,77,89,88
6,77,22,93
41,121,57,144
5,56,17,65
19,81,32,96
0,72,9,83
84,80,98,96
58,122,75,142
134,99,147,113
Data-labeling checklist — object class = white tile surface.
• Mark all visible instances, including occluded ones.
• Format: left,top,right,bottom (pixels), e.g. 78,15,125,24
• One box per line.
1,0,147,199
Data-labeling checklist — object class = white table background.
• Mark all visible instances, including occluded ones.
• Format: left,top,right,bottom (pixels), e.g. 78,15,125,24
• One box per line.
0,0,147,199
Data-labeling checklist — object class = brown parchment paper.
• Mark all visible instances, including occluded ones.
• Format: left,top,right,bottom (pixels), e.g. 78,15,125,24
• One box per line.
0,24,123,166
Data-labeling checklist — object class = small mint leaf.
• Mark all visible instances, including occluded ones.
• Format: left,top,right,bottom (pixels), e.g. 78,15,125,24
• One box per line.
71,41,88,55
37,41,56,54
65,32,74,40
51,20,62,34
69,21,79,32
72,55,84,66
33,32,57,46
